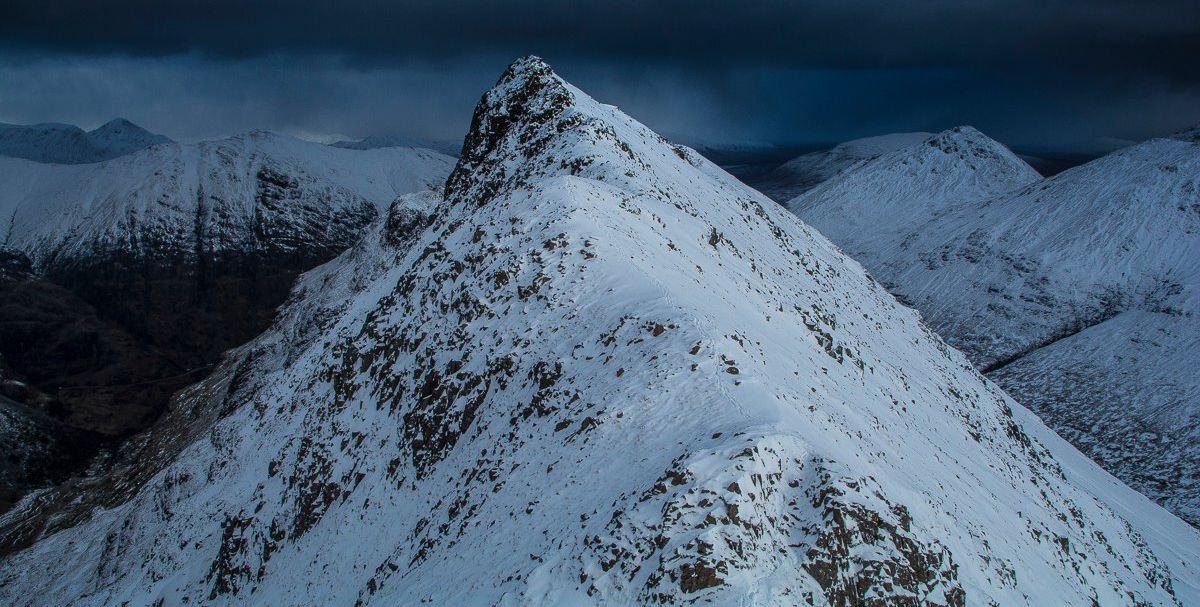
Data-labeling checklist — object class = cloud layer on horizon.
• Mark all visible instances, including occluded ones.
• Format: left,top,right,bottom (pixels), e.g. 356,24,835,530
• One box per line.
1,1,1197,150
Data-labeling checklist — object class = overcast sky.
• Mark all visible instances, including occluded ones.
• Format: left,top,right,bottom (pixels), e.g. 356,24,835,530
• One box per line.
1,1,1197,151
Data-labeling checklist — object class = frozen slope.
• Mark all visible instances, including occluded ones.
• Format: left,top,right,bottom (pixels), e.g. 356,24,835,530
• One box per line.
789,133,1200,527
750,131,934,202
1,57,1197,606
0,118,170,164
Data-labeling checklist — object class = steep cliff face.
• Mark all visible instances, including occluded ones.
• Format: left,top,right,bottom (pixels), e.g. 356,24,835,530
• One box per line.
0,57,1196,606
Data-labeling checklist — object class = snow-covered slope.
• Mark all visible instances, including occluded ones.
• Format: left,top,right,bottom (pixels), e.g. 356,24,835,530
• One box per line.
0,118,170,164
786,127,1041,260
789,132,1200,527
0,130,454,267
2,57,1197,606
751,132,933,201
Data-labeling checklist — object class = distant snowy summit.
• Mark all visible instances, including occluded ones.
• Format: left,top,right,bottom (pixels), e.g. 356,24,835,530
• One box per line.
0,130,454,268
0,126,455,397
786,125,1042,259
0,118,170,164
749,131,933,201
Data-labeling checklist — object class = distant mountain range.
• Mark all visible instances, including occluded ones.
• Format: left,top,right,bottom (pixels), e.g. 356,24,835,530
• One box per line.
0,118,171,164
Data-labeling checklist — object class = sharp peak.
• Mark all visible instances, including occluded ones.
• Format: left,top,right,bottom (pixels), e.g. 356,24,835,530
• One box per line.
487,55,576,111
444,56,585,203
928,125,994,144
444,55,691,207
498,55,557,81
91,117,145,132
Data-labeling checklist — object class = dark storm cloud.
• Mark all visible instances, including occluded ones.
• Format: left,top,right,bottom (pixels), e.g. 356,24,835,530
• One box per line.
3,1,1199,83
0,1,1198,151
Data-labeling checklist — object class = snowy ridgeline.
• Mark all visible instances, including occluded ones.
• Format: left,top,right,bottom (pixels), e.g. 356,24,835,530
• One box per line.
0,131,456,268
0,57,1195,606
787,122,1200,528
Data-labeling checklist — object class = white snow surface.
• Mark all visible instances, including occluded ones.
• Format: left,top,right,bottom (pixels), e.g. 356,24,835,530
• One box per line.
753,131,934,201
786,127,1041,254
788,129,1200,527
0,130,455,267
0,58,1197,606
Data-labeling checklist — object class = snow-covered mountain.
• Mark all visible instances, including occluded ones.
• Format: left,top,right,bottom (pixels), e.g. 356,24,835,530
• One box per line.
789,128,1200,527
0,128,455,377
0,130,453,267
1,56,1195,606
749,132,933,202
786,127,1042,262
0,118,171,164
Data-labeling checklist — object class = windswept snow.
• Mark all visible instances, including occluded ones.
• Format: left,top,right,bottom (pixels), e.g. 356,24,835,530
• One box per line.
0,58,1196,606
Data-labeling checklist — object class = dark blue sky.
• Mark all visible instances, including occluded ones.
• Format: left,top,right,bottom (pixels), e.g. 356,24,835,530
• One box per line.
2,1,1197,151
